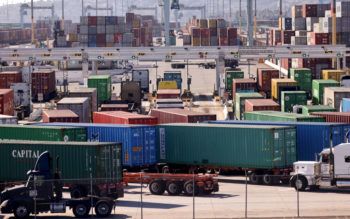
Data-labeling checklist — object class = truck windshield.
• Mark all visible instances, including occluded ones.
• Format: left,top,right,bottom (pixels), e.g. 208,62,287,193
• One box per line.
321,154,329,163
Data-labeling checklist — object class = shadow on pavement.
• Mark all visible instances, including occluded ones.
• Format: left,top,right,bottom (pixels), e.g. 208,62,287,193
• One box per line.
117,200,186,209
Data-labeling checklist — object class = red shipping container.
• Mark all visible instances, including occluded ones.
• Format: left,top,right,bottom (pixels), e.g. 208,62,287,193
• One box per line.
311,112,350,123
31,70,56,101
96,34,106,43
219,37,228,46
257,68,280,95
88,16,97,26
0,71,22,88
0,89,14,116
100,104,129,112
93,111,158,125
245,99,280,112
232,79,257,99
114,33,123,43
157,89,181,99
280,58,292,69
309,32,330,45
42,110,79,123
228,28,238,46
150,108,216,124
302,4,318,17
209,28,217,37
281,30,295,45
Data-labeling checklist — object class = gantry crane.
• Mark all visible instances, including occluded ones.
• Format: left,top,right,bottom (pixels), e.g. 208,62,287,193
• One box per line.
128,5,158,21
83,5,113,16
20,3,55,29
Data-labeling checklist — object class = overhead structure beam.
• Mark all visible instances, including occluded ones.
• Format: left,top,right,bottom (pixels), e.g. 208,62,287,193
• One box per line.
246,0,253,46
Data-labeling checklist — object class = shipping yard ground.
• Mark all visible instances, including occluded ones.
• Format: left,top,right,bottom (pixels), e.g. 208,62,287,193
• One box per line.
2,179,350,219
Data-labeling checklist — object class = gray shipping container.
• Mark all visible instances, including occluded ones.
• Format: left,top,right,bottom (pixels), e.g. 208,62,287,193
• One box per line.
336,1,350,18
106,34,114,43
132,69,150,93
88,26,97,35
106,25,115,34
79,25,88,35
80,17,89,25
97,16,106,25
97,25,106,34
79,34,88,43
0,115,17,124
57,97,91,123
292,17,306,31
306,17,319,32
69,87,98,112
291,36,307,45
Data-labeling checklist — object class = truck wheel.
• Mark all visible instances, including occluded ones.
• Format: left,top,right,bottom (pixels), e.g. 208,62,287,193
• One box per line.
149,180,166,195
95,201,112,218
70,186,87,198
292,176,308,191
14,204,30,219
183,181,199,196
166,181,182,196
73,203,90,218
249,173,262,185
262,174,275,185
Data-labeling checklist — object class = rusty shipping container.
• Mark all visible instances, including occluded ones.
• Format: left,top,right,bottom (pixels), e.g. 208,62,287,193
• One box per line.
308,32,330,45
57,97,91,123
150,108,216,124
311,112,350,123
0,89,14,116
227,28,238,46
100,104,129,112
42,110,79,123
93,111,158,125
31,69,56,102
0,72,22,89
232,79,257,100
257,68,280,97
245,99,280,112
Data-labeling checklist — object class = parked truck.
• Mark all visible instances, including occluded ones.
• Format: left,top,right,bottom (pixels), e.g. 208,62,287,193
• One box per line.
0,151,115,218
290,142,350,191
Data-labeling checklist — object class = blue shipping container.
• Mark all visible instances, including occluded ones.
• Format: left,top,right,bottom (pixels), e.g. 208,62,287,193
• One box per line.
208,120,350,161
32,123,157,167
341,98,350,112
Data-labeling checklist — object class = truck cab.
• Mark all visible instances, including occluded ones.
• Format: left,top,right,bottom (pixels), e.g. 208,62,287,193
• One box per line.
290,143,350,191
1,151,114,218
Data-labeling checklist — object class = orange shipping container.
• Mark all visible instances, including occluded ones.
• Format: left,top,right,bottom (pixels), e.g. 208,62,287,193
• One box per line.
0,89,14,116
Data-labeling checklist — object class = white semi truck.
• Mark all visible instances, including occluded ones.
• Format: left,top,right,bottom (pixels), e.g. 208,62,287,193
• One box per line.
290,143,350,191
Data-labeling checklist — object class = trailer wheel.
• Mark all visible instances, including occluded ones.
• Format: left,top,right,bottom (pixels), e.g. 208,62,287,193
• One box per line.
95,201,112,218
166,181,183,196
249,173,261,185
183,181,199,196
13,203,30,219
262,174,275,185
73,203,90,218
149,180,166,195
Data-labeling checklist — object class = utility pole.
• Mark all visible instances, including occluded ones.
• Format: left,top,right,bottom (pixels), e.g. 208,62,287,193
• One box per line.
254,0,257,45
247,0,253,46
239,0,242,34
82,0,84,17
96,0,98,16
332,0,337,68
279,0,282,31
62,0,65,31
31,0,35,44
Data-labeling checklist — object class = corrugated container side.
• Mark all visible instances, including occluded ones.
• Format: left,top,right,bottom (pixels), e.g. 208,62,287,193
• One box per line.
0,89,14,116
235,93,264,120
244,111,325,123
42,110,79,123
93,111,158,125
0,72,22,89
245,99,280,112
0,115,17,124
150,109,216,124
312,80,339,105
232,79,257,99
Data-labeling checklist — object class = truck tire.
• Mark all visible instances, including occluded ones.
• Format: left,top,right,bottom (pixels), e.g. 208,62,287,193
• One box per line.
149,180,166,195
262,174,275,185
166,181,183,196
183,181,199,196
95,201,112,218
249,173,261,185
292,175,308,191
73,203,90,218
70,186,87,198
13,203,30,219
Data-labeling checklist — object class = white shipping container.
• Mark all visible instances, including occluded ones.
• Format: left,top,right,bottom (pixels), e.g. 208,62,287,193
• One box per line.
10,83,30,107
57,97,91,123
324,87,350,110
336,1,350,18
0,114,17,124
69,87,98,112
325,10,332,18
295,30,307,37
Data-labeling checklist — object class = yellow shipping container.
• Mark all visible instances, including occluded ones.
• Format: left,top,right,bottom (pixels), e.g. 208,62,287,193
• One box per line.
271,78,298,100
322,70,346,82
158,81,178,90
192,37,200,46
208,19,217,28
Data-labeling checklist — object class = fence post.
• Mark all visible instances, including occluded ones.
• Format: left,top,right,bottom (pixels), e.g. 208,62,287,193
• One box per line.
245,169,248,219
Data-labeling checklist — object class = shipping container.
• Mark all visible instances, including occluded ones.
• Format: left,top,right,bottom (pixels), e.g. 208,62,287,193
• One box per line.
164,71,182,90
257,68,280,97
31,69,56,102
225,69,244,93
120,81,142,108
292,17,306,31
100,104,129,112
245,99,280,112
308,32,330,45
158,123,296,169
289,68,312,97
312,112,350,123
312,79,339,105
34,123,157,167
0,125,86,141
302,105,335,116
324,87,350,110
281,91,307,113
271,79,298,102
93,111,158,125
0,140,122,197
42,110,79,123
150,108,216,124
69,87,98,112
57,97,91,123
0,114,17,124
0,89,14,116
322,70,346,82
88,75,112,103
0,71,22,89
232,79,257,100
292,5,303,18
132,69,150,93
244,111,325,122
235,93,264,120
208,120,350,161
156,89,181,99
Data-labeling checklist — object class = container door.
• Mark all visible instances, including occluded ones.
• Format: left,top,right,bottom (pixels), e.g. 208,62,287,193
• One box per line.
285,128,297,165
130,129,143,166
144,127,157,165
273,129,285,167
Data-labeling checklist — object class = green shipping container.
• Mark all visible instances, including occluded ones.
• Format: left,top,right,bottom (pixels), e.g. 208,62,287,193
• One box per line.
312,79,339,105
158,124,296,169
0,125,87,142
244,111,325,122
235,92,263,120
281,91,307,112
88,75,112,103
301,105,336,115
226,70,244,92
290,68,312,96
0,140,122,183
